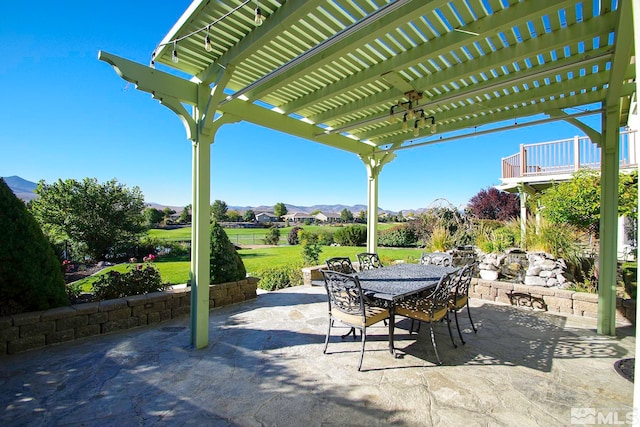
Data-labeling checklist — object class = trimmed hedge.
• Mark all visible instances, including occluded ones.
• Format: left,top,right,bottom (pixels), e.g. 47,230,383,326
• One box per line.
0,178,68,315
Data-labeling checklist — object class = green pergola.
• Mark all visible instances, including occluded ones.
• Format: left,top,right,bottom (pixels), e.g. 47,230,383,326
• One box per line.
99,0,637,348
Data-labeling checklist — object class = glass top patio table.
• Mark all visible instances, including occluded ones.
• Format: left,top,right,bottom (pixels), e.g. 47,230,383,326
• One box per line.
355,263,459,357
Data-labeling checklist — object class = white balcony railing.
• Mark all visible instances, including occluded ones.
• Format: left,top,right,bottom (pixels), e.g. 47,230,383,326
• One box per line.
501,130,638,180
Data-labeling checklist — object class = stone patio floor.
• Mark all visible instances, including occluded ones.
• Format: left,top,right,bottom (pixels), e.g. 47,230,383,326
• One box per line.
0,284,635,426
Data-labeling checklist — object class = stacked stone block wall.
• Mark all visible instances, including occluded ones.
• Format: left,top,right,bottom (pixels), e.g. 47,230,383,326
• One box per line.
470,278,635,325
302,264,635,325
0,277,259,355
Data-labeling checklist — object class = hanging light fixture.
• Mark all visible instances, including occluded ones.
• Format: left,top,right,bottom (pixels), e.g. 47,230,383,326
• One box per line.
402,114,408,130
204,26,213,52
255,1,264,25
171,41,179,63
413,120,420,137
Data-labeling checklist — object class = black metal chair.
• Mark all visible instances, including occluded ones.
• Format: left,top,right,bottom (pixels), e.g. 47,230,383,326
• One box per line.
395,271,458,365
419,252,453,267
320,269,390,371
449,263,478,344
326,257,356,274
356,252,383,270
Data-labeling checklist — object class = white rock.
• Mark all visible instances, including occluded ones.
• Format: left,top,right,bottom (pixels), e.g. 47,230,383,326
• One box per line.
525,276,547,286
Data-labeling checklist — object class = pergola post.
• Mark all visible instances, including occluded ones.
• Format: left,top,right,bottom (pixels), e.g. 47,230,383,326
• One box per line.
98,51,237,349
361,152,395,253
597,104,621,335
190,135,211,348
365,163,379,254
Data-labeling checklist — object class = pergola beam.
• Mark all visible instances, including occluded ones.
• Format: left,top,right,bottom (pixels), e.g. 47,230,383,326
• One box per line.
307,1,612,126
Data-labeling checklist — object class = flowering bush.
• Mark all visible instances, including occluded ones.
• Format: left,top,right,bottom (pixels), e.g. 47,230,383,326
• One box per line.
93,257,166,301
62,259,75,273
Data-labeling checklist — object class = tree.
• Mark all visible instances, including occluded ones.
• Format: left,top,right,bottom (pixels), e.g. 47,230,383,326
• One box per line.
468,187,520,220
340,208,354,222
288,226,303,245
30,178,146,261
162,207,176,224
264,226,281,245
538,169,638,238
242,209,255,222
210,200,228,222
357,210,367,223
0,178,67,315
274,202,287,218
178,205,191,223
144,208,164,227
209,221,246,284
227,210,241,222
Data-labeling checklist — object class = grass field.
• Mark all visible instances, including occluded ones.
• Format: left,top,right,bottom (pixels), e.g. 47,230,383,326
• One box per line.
74,224,413,291
148,223,398,244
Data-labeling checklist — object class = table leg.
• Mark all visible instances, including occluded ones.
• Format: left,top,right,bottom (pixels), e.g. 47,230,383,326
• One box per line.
388,306,395,356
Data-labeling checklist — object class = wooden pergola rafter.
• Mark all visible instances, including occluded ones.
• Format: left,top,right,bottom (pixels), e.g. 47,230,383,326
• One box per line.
99,0,637,351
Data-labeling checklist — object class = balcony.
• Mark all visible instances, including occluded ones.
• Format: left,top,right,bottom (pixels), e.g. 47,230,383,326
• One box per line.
500,130,638,188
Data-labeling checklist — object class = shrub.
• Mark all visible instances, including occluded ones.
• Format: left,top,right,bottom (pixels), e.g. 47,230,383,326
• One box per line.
316,229,334,246
263,226,280,245
288,226,303,245
93,262,166,301
523,217,582,265
378,225,417,247
138,237,189,258
0,179,68,315
256,264,304,291
299,230,322,266
333,224,367,246
427,225,453,251
210,221,247,284
622,262,637,299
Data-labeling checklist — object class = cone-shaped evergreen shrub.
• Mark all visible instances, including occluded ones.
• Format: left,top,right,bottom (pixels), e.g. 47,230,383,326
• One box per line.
209,221,246,284
0,179,67,315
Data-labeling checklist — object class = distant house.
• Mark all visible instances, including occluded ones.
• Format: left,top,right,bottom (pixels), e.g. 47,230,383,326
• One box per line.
255,212,278,223
315,212,341,222
282,212,316,223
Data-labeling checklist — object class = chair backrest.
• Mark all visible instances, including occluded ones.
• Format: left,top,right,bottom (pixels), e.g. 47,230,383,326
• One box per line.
453,263,474,299
420,252,453,267
320,269,365,317
428,271,458,313
357,252,383,270
326,257,356,274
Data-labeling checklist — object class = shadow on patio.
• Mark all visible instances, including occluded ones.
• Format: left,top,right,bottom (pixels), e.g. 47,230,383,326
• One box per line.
0,285,634,426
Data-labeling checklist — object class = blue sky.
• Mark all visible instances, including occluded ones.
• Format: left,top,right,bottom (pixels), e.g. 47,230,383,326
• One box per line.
1,1,602,212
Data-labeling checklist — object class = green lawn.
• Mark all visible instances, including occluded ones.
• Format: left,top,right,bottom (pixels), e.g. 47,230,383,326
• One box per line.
148,223,398,244
73,245,423,291
73,223,411,291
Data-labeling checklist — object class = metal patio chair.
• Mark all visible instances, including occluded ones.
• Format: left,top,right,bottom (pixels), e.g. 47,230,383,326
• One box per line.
395,271,458,365
419,252,453,267
449,263,478,344
356,252,383,271
320,269,390,371
325,257,356,274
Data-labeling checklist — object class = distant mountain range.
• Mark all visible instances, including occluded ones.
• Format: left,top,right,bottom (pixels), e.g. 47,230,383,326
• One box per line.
2,176,38,202
2,176,428,215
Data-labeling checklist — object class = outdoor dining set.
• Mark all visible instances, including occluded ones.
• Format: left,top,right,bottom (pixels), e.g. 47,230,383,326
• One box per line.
321,252,477,371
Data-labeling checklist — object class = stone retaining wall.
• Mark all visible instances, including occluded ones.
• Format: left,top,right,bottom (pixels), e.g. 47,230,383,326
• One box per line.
0,278,259,355
302,264,635,325
472,277,635,324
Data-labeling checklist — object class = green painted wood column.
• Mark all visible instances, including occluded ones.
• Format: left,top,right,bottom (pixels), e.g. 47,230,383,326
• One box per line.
190,136,211,348
597,104,621,335
365,160,379,254
361,152,395,253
